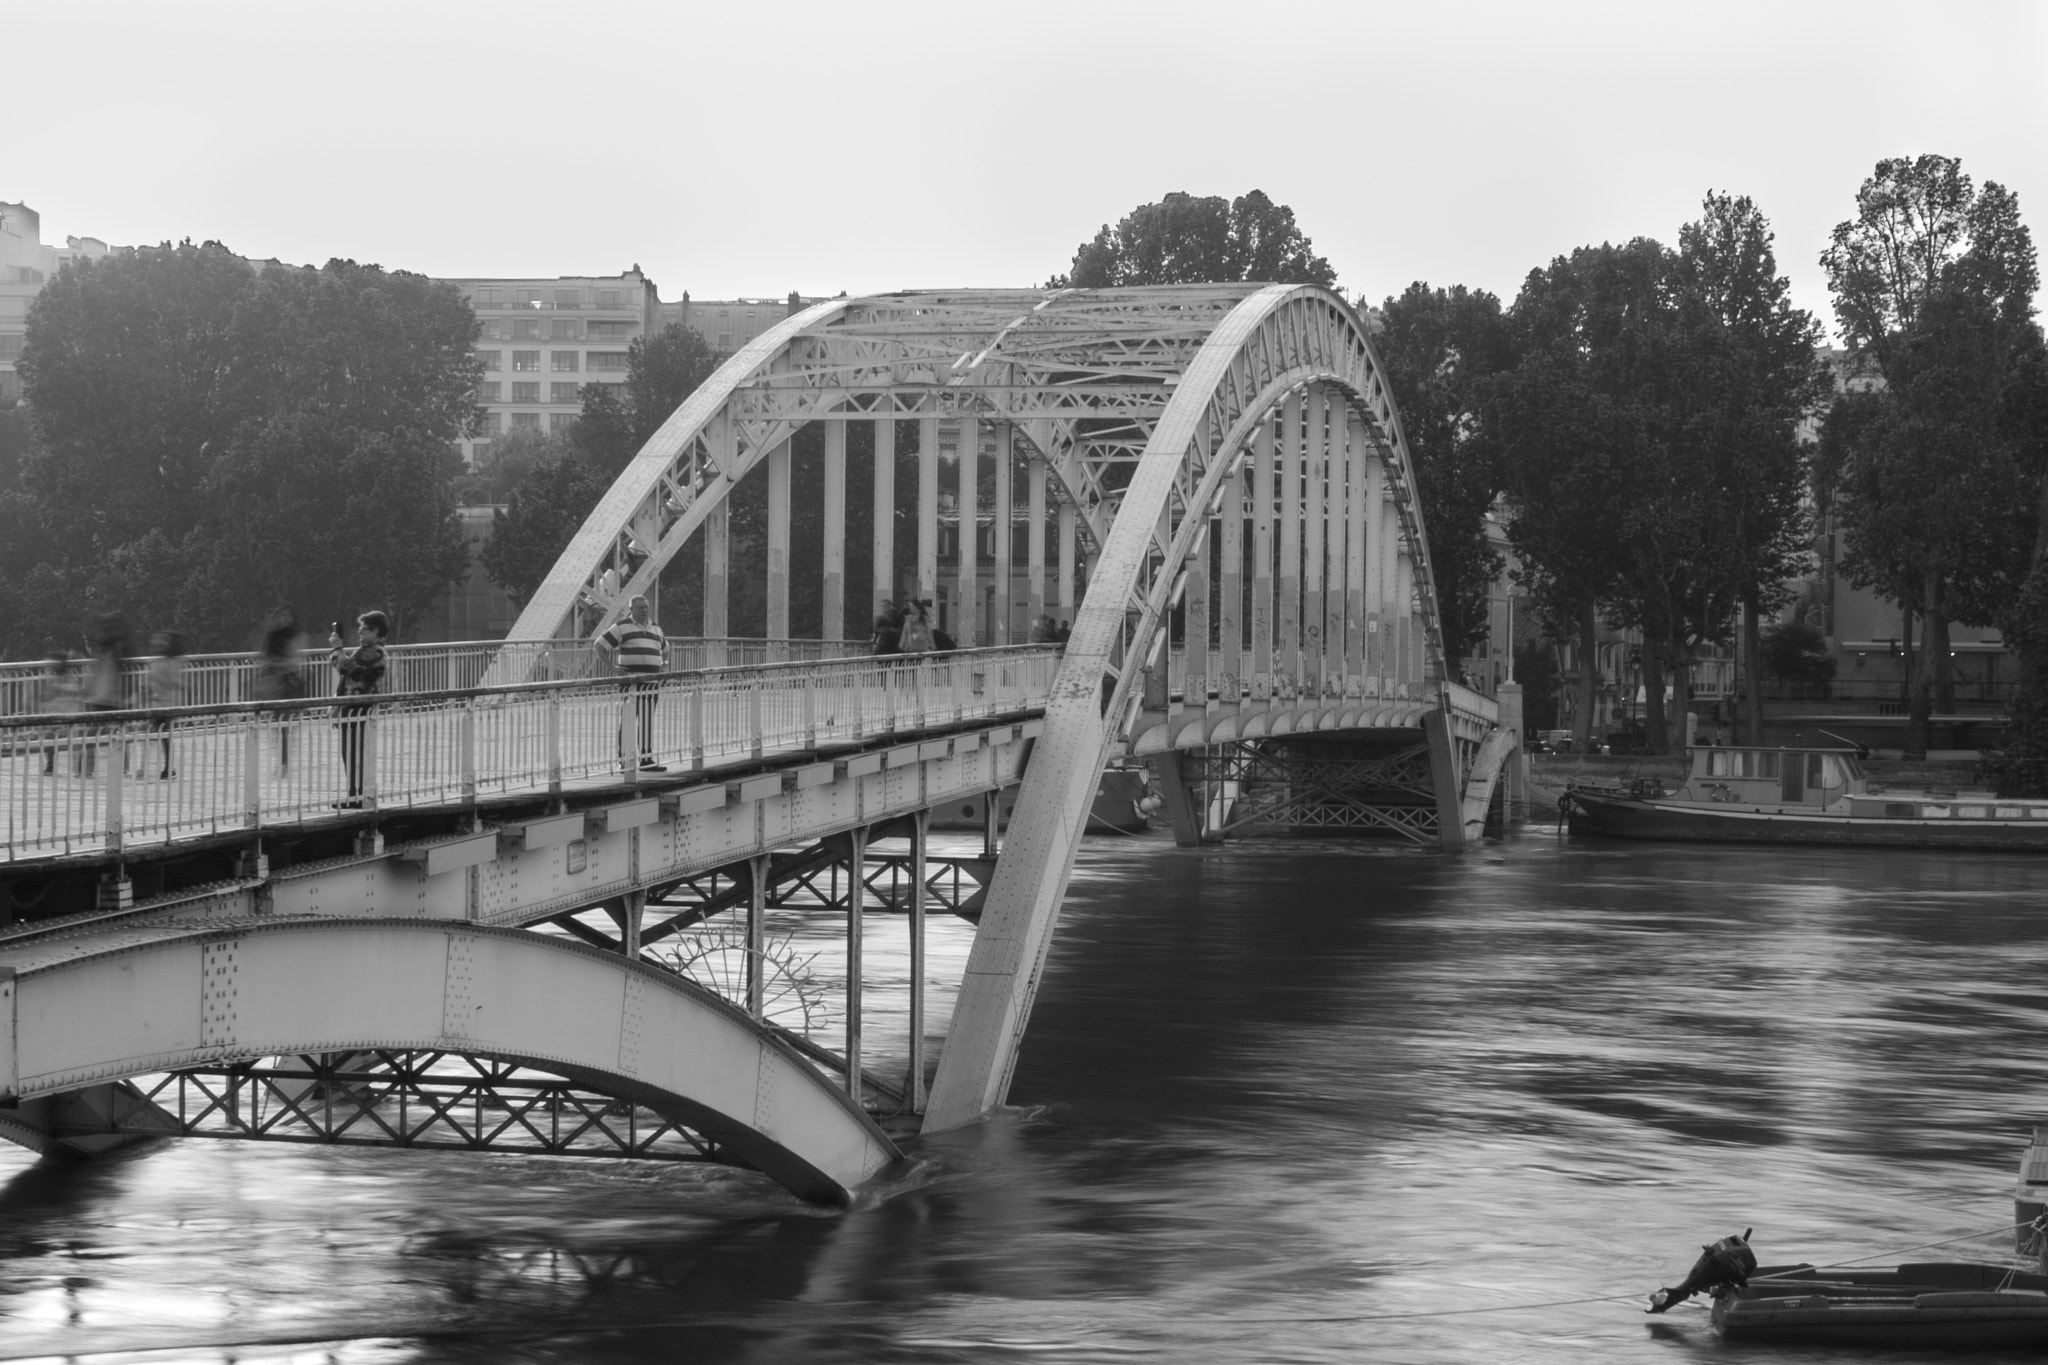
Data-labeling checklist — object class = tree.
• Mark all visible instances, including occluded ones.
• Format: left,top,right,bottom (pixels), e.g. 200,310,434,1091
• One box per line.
487,325,724,610
574,323,724,474
1672,192,1830,743
11,245,479,652
479,438,610,603
1372,282,1514,664
1491,240,1665,749
1050,191,1337,289
1820,155,2042,758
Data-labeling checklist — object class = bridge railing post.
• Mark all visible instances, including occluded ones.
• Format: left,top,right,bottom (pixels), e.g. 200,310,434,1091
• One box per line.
748,677,764,761
689,685,706,771
460,698,477,805
242,710,261,831
546,692,562,797
363,706,380,810
803,666,817,749
103,720,124,856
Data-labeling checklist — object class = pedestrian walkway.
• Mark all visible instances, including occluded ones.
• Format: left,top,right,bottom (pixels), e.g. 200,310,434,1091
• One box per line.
1,647,1057,863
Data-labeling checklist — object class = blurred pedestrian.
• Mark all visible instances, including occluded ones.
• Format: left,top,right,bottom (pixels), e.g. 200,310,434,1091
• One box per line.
80,613,130,776
329,611,389,808
596,594,667,773
870,600,904,656
254,618,307,774
1027,615,1055,644
1054,619,1071,645
37,652,81,776
146,631,187,779
898,599,935,654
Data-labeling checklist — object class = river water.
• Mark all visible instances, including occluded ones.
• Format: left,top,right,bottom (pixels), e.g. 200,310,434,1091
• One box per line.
7,830,2048,1363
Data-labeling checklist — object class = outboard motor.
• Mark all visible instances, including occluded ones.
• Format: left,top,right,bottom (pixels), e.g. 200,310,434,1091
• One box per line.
1647,1229,1757,1313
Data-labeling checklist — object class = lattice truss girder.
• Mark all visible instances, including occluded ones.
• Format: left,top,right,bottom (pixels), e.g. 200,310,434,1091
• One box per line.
1179,741,1441,844
69,1052,720,1161
503,285,1450,714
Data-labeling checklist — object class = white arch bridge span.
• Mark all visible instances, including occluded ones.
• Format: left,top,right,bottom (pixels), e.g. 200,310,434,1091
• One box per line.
0,285,1520,1200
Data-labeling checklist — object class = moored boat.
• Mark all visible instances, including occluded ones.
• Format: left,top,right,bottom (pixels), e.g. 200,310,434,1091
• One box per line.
1560,743,2048,851
1645,1228,2048,1347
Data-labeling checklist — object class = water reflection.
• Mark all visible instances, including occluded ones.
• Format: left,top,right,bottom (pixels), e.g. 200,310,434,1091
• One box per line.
7,834,2048,1362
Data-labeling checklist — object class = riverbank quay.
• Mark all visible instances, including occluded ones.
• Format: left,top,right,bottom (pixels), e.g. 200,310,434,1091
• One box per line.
1527,753,1992,823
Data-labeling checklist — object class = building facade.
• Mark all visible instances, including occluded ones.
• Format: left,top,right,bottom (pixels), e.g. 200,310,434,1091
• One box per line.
0,202,114,406
659,292,825,353
440,267,663,467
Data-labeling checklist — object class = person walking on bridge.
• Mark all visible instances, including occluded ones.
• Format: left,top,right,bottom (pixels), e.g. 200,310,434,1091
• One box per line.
597,594,667,773
329,611,389,808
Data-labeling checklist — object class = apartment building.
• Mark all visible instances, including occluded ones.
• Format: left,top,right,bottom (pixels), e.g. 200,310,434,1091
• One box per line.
443,267,663,466
0,202,114,405
660,291,824,353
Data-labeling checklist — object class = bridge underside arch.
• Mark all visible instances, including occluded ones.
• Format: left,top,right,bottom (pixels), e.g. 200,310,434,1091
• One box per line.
0,918,898,1204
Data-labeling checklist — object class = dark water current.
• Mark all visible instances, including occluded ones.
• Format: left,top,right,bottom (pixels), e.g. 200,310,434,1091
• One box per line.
7,832,2048,1363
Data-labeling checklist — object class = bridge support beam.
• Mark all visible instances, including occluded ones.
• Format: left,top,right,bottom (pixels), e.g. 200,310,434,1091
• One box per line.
0,1081,173,1157
1147,751,1206,848
1421,708,1467,852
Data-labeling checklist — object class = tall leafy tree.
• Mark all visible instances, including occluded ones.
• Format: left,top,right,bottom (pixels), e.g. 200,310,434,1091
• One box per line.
11,245,478,652
1372,282,1513,665
1492,240,1665,748
1672,192,1830,743
1820,155,2042,757
573,323,724,474
1050,191,1336,288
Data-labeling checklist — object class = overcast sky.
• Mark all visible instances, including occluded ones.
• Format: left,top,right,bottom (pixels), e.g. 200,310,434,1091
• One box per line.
10,1,2045,337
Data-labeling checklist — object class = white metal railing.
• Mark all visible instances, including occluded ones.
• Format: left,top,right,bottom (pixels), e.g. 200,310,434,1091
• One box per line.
0,637,870,717
0,646,1056,863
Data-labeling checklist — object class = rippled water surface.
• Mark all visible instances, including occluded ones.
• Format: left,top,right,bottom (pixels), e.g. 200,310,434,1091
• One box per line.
7,832,2048,1363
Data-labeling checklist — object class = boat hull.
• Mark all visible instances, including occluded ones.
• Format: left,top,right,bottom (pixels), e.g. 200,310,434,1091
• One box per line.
1712,1264,2048,1347
1563,790,2048,852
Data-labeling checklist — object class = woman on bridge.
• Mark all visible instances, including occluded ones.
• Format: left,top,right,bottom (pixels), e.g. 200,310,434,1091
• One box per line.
329,611,389,808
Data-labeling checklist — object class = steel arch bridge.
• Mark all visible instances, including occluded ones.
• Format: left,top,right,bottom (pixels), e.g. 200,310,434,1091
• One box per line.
0,286,1519,1202
502,284,1517,1132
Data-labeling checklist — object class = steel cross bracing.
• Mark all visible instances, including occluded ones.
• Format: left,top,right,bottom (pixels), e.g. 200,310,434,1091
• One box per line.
1181,742,1441,844
61,1053,725,1161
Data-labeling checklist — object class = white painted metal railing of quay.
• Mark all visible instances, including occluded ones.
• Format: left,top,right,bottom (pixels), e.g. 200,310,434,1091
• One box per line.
0,646,1055,864
0,637,870,717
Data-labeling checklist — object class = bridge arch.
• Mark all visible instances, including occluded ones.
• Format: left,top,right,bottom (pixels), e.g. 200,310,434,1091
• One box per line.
493,283,1488,1133
0,918,899,1203
923,285,1450,1129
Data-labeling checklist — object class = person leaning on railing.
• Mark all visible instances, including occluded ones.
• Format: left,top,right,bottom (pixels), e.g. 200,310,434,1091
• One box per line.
329,611,389,808
596,594,667,773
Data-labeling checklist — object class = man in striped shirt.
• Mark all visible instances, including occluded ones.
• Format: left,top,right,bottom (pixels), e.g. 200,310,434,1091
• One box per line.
598,594,668,772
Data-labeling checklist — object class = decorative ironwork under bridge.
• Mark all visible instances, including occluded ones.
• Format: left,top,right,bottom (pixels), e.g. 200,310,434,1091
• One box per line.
0,284,1522,1205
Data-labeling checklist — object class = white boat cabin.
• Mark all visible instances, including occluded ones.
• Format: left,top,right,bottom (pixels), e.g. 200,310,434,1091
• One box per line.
1675,746,1864,807
1673,744,2048,821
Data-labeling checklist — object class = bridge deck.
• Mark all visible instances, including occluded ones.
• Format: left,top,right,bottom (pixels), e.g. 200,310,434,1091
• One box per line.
2,648,1058,866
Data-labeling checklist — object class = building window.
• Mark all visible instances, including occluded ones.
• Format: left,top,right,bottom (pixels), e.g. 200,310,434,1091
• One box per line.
598,289,622,308
549,318,578,341
550,351,579,372
511,382,540,403
510,412,540,430
588,351,629,372
512,318,540,340
550,413,577,433
477,412,502,435
0,334,23,360
475,349,500,371
475,288,499,306
477,318,505,341
716,333,732,350
520,289,544,307
478,381,502,401
551,382,580,403
471,440,491,465
554,288,581,307
511,351,540,372
587,320,632,337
